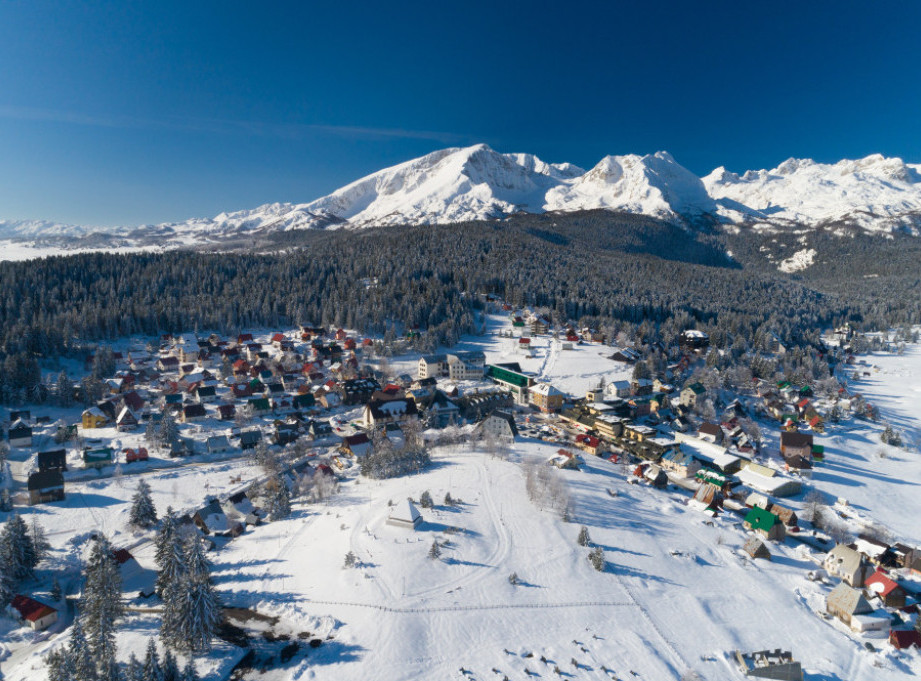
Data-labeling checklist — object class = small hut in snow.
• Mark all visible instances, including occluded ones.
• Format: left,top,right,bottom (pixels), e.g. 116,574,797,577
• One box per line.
387,499,422,529
744,536,772,560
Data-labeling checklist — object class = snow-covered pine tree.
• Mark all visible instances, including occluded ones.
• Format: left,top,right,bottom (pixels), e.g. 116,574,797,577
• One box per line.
145,417,161,449
31,516,52,563
0,563,13,608
181,658,199,681
0,513,36,580
0,487,11,512
81,534,124,670
267,474,291,521
183,534,212,584
577,526,591,547
155,509,181,597
419,490,433,508
158,413,179,450
143,638,165,681
68,617,97,681
162,648,180,681
50,576,63,602
170,573,222,653
428,540,441,560
125,653,144,681
98,655,122,681
45,649,71,681
129,479,158,529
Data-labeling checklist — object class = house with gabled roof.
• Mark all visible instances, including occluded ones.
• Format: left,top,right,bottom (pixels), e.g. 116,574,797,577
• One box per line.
116,406,139,431
744,506,785,541
864,569,907,608
824,544,872,587
9,595,58,630
680,382,706,408
27,471,65,505
826,582,876,630
38,449,67,473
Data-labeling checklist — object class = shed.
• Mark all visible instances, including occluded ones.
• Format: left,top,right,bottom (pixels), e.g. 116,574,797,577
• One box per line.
743,536,772,560
387,499,422,529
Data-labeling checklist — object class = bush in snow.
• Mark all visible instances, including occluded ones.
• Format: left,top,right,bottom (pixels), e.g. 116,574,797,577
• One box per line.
419,490,434,509
577,526,591,547
443,491,455,506
360,440,431,480
344,551,358,568
428,541,442,560
508,572,519,585
588,546,605,572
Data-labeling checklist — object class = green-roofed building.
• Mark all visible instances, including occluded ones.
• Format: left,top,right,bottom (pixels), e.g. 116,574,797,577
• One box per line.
486,364,534,406
744,506,786,541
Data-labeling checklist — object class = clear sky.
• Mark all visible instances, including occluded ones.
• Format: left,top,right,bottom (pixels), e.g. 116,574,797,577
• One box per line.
2,1,920,226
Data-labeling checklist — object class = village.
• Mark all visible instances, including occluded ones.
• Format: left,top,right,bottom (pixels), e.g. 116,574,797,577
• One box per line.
1,307,921,681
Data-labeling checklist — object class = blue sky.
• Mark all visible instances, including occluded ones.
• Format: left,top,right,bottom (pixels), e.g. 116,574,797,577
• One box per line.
2,1,920,226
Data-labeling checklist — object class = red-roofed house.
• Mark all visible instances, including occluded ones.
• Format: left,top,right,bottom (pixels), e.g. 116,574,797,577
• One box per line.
865,569,908,608
10,595,58,630
890,629,921,650
575,433,604,456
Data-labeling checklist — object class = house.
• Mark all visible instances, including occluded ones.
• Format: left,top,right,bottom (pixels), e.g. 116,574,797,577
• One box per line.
194,385,217,403
631,378,653,396
691,482,723,513
659,448,700,478
680,383,706,408
530,315,550,335
192,499,242,537
610,347,640,363
247,397,271,415
27,471,65,505
8,420,33,447
37,449,67,473
853,535,894,567
697,422,724,444
768,503,798,528
9,595,58,631
478,410,518,442
82,407,109,429
575,434,604,456
338,378,381,406
83,447,115,469
529,382,565,413
418,354,449,379
387,499,422,529
733,650,801,681
780,431,813,459
743,536,772,560
181,403,207,423
115,407,139,431
824,544,872,587
341,432,373,458
222,491,262,526
156,356,180,373
239,430,262,450
889,629,921,650
679,330,710,351
743,507,786,541
446,352,486,380
307,420,334,440
825,582,876,630
864,569,907,608
124,447,149,463
606,380,632,400
206,435,232,455
642,464,668,488
363,398,419,428
217,403,236,421
417,390,460,428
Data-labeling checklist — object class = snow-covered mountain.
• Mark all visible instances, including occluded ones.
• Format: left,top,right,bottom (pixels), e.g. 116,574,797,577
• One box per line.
703,154,921,232
5,145,921,260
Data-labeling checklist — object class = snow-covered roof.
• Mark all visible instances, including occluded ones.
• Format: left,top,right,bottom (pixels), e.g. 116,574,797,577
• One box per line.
389,499,422,524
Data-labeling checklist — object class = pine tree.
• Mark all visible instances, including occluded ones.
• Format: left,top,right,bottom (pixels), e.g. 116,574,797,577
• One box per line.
0,513,36,580
0,487,11,512
31,517,52,564
50,576,63,602
0,563,13,608
81,534,124,671
162,535,221,653
45,648,71,681
267,475,291,521
155,509,180,597
443,491,454,506
143,638,164,681
158,413,179,451
577,526,591,547
125,653,144,681
129,479,158,529
588,546,605,572
182,658,200,681
68,617,97,681
162,648,180,681
428,540,441,560
419,490,433,509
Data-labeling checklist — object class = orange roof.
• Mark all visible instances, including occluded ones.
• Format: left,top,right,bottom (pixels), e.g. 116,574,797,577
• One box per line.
11,595,56,622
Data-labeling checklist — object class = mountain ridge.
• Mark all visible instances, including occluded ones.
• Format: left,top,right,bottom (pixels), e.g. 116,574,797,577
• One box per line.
4,144,921,248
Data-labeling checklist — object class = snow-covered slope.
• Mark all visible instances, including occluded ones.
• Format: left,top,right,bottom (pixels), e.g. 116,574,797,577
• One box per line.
6,146,921,261
704,154,921,232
